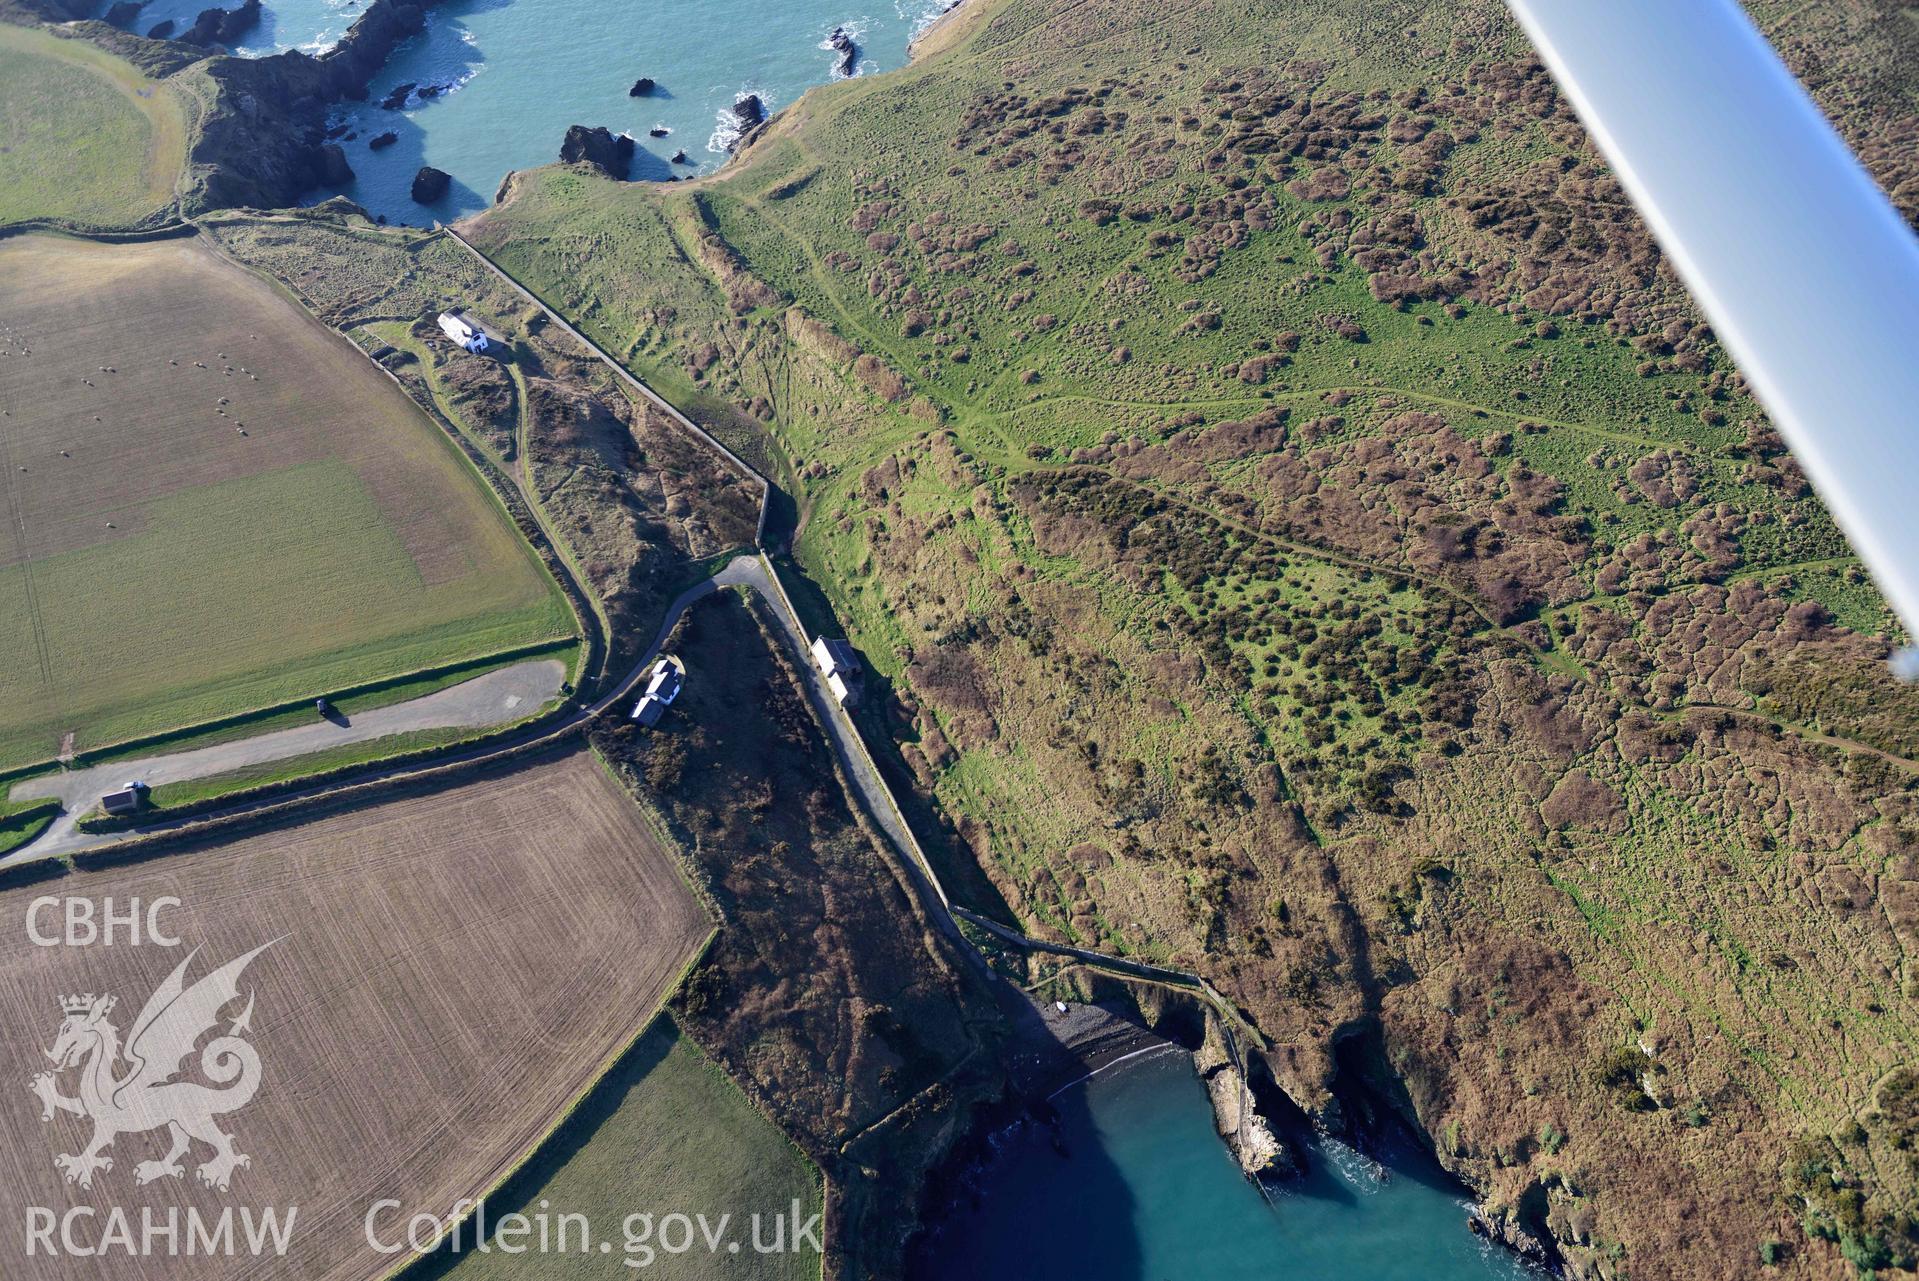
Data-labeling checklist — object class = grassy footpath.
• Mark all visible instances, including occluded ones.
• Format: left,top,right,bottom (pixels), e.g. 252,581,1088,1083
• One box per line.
0,24,187,227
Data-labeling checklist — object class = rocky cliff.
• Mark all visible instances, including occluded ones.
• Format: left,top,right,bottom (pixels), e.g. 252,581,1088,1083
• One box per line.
558,125,634,181
149,0,448,212
1196,1017,1299,1182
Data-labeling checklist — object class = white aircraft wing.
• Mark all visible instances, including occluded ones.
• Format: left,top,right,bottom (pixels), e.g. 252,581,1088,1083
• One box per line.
1504,0,1919,662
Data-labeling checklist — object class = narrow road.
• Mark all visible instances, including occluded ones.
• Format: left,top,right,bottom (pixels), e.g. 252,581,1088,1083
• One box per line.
5,660,566,864
1,567,726,867
715,555,955,909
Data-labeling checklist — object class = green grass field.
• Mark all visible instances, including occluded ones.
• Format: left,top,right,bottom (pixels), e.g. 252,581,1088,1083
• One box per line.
0,797,58,856
0,461,568,766
0,24,188,228
412,1016,821,1281
0,235,574,770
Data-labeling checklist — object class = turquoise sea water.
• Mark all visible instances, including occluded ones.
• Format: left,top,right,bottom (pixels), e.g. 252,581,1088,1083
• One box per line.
117,0,950,223
912,1047,1544,1281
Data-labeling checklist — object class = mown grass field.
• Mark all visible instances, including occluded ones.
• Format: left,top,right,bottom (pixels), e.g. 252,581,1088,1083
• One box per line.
0,234,573,771
414,1015,821,1281
0,23,188,228
0,748,712,1281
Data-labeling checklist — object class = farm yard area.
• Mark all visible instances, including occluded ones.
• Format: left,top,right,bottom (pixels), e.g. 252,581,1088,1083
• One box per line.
0,747,712,1281
0,233,573,772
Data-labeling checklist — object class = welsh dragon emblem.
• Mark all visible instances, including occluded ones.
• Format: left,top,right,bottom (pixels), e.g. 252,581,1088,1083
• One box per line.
28,942,276,1193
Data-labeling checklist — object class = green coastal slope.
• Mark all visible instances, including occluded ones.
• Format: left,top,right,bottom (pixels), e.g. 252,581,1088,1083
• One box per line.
460,1,1919,1276
0,23,188,228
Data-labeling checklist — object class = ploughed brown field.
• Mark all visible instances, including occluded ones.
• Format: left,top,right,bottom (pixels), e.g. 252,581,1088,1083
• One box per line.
0,748,709,1280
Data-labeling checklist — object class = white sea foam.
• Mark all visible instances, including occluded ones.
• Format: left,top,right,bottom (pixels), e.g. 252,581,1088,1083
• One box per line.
900,0,954,38
707,84,770,156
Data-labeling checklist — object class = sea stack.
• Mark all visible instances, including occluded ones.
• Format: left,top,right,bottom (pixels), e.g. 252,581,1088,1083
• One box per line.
219,0,262,42
732,93,766,130
828,26,857,77
670,149,690,165
178,0,259,46
410,165,450,203
628,76,655,97
368,130,399,150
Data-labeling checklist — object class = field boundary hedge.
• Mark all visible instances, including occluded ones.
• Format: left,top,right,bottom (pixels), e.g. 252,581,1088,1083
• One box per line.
66,731,590,871
0,218,194,243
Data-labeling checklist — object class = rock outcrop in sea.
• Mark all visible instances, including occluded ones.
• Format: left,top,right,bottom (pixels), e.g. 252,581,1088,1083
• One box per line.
147,0,456,211
732,93,765,129
828,26,857,77
1194,1015,1299,1181
410,165,450,203
628,76,655,97
368,130,399,150
177,0,261,48
317,142,355,185
558,125,634,180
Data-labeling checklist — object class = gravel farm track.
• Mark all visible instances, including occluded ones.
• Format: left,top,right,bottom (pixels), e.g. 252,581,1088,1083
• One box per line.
4,658,566,863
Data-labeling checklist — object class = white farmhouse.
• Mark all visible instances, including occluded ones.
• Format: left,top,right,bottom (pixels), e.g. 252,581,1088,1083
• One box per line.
437,311,490,354
810,637,863,706
631,655,684,726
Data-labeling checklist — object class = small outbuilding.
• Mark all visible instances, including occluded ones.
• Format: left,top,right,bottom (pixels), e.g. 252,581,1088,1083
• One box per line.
437,310,490,354
632,655,684,726
100,787,144,816
810,636,863,705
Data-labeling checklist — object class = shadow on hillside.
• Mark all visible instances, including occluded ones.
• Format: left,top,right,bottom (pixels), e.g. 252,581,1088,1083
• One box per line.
396,1015,680,1278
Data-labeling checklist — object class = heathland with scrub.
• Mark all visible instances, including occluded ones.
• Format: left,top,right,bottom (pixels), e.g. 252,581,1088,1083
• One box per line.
465,0,1919,1274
